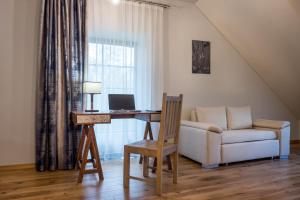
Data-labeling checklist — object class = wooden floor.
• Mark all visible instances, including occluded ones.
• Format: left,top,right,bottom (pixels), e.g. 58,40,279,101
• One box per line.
2,145,300,200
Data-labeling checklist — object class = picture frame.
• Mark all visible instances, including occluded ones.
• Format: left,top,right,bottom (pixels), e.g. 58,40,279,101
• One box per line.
192,40,211,74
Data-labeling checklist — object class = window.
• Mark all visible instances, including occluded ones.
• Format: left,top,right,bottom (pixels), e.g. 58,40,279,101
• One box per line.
86,40,141,160
87,41,135,91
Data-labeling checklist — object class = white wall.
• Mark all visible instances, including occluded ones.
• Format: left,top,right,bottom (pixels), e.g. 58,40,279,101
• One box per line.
195,0,300,119
164,2,299,139
0,0,40,166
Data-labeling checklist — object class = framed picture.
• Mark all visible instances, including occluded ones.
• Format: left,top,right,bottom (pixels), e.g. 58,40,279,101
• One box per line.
192,40,210,74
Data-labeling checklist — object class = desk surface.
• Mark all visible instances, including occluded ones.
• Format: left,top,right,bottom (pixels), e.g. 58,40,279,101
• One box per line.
72,110,161,125
72,110,161,115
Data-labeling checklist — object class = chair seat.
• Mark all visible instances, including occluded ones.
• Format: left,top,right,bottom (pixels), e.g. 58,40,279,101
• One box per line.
125,140,177,157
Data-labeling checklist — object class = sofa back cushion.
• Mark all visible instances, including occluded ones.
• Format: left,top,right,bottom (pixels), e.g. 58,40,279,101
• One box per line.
191,110,198,122
196,106,227,130
227,106,252,130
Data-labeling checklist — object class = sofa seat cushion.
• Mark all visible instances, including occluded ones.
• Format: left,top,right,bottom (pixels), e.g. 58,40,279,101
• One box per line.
221,129,277,144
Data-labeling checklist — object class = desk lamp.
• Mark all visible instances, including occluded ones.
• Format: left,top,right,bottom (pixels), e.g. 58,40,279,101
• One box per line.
83,81,102,112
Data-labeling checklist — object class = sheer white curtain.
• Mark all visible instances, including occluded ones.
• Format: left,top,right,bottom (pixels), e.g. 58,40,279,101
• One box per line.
86,0,164,160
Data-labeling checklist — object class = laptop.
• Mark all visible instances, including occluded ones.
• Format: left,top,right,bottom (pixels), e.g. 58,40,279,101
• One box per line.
108,94,141,112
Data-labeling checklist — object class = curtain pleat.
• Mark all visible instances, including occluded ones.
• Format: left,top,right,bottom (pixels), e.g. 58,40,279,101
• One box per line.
36,0,87,171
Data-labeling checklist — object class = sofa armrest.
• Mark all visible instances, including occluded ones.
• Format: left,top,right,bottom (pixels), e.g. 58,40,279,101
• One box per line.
181,120,223,133
254,119,290,159
179,124,221,168
253,119,290,129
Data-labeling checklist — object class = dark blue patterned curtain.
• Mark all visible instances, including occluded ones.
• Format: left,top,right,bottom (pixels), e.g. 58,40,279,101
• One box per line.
36,0,87,171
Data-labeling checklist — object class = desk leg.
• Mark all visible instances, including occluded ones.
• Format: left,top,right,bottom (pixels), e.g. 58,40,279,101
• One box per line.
77,125,104,183
139,122,152,164
148,122,154,140
90,126,104,180
78,125,91,183
76,126,86,170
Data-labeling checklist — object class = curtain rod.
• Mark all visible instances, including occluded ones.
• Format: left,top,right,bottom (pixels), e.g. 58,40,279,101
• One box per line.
126,0,170,8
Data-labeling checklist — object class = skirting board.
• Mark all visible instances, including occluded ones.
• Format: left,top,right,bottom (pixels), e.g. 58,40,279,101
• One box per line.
0,163,34,170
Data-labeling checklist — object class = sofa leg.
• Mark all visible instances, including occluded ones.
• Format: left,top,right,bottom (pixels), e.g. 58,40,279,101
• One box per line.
280,155,289,160
202,164,219,169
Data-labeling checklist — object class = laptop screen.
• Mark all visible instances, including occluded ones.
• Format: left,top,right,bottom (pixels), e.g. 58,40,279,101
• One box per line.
108,94,135,110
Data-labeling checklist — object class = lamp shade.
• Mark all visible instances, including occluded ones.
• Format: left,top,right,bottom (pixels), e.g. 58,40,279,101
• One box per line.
83,82,102,94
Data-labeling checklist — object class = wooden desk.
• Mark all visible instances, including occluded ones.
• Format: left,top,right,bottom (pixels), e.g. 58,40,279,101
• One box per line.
71,111,161,183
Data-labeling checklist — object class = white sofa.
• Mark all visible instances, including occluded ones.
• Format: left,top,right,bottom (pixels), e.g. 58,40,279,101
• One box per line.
179,106,290,168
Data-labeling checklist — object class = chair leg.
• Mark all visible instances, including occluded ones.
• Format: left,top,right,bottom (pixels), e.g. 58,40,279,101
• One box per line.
172,152,178,184
124,150,130,188
152,157,157,173
152,156,172,173
167,155,172,171
143,156,149,177
156,156,162,195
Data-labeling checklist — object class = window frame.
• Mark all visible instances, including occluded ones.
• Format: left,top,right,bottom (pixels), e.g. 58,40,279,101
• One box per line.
86,38,137,93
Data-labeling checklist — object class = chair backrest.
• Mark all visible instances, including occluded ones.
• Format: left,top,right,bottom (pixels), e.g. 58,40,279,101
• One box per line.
158,93,183,148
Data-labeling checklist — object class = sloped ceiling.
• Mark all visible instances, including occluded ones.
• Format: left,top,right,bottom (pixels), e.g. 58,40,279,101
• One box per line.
196,0,300,119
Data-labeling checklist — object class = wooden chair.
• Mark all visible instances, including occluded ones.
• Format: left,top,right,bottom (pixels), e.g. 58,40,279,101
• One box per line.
123,93,183,195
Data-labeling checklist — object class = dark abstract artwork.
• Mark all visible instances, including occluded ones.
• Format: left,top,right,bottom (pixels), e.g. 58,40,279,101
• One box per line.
192,40,210,74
